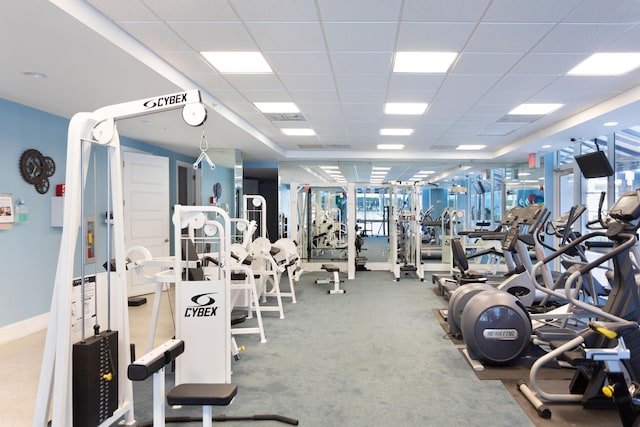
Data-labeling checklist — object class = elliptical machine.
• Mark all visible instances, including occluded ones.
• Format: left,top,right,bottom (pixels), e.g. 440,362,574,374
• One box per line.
458,189,640,367
446,203,551,340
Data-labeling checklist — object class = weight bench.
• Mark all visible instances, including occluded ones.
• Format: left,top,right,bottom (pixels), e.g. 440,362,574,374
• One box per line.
128,339,237,427
315,264,345,294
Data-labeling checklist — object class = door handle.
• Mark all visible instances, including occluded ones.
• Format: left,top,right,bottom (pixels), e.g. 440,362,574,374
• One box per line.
164,238,169,243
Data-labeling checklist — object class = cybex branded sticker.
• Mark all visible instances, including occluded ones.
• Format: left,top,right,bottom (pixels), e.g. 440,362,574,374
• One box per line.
184,292,218,317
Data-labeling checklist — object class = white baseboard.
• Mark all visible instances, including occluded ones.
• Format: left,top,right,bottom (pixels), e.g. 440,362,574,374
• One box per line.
0,313,49,346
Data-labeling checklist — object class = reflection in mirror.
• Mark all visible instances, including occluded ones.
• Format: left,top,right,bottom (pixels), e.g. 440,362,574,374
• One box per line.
297,185,348,261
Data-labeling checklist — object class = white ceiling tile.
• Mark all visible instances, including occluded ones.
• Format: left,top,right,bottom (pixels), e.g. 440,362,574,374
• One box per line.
318,0,402,21
229,0,319,21
348,123,383,136
292,91,341,105
380,115,423,126
268,53,332,74
247,22,326,51
465,23,556,52
160,52,218,73
563,0,640,23
452,53,524,74
293,99,339,113
87,0,158,21
342,103,384,116
303,113,346,124
480,122,525,133
334,73,389,92
430,91,479,108
330,52,392,74
440,75,502,93
458,113,505,126
532,76,621,101
204,89,248,104
396,22,476,51
483,0,580,23
533,23,634,53
169,22,256,51
402,0,491,22
223,74,286,92
490,74,560,93
339,90,387,104
323,22,397,52
388,74,446,92
141,0,236,21
385,90,436,103
603,25,640,50
466,104,514,116
477,90,536,106
279,74,336,91
119,23,192,51
510,53,586,74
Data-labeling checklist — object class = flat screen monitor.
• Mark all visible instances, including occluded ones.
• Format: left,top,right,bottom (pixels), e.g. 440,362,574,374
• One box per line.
574,150,614,179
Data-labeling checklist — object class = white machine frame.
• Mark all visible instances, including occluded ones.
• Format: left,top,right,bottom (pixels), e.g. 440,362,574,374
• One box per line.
389,183,424,281
243,194,267,239
33,90,206,427
173,206,232,384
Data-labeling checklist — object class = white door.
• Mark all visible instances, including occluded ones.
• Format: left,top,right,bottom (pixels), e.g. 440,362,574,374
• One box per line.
123,151,170,296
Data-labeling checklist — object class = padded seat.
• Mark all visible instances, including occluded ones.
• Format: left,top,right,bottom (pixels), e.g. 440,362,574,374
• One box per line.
167,383,237,406
168,383,238,427
451,237,487,283
315,264,345,294
321,263,339,272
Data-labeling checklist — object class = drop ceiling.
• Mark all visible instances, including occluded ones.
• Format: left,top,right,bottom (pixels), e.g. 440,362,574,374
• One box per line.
3,0,640,183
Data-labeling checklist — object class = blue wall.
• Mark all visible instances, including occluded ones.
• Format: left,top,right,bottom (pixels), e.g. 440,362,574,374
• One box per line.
0,98,197,328
201,165,235,214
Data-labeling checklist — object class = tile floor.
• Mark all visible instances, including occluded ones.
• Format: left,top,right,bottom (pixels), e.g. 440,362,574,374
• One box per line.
0,289,176,426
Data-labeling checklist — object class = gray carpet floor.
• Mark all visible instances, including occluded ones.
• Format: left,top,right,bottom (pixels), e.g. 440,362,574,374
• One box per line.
130,270,540,427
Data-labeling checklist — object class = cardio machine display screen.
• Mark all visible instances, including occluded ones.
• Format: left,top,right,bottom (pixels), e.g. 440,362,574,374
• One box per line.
609,190,640,221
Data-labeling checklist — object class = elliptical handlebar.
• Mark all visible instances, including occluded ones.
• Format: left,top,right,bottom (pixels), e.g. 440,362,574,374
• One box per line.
586,191,608,230
530,228,637,321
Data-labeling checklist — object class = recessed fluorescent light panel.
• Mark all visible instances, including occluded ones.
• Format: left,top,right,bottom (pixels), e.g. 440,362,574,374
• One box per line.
393,52,458,73
201,51,272,73
509,103,562,115
384,103,428,115
380,128,414,136
568,53,640,76
603,121,618,127
377,144,404,150
254,102,299,113
281,128,316,136
456,144,486,150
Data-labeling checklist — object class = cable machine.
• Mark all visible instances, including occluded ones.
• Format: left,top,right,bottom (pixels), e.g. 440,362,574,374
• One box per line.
33,90,207,427
390,182,423,281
